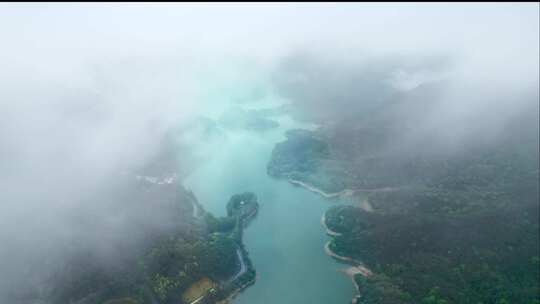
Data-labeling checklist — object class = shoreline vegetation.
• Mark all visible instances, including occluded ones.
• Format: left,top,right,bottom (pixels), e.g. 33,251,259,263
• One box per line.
321,211,342,237
314,186,375,303
214,247,257,304
266,129,381,303
41,135,262,304
185,192,259,304
216,266,257,304
268,110,539,303
322,206,372,304
295,177,376,303
323,237,373,303
183,190,257,304
189,186,256,304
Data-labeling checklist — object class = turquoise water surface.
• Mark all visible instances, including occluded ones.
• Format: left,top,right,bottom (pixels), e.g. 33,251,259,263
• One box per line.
182,102,356,304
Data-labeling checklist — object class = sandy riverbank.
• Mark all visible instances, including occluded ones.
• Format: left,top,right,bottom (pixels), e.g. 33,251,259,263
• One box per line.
324,241,373,303
321,212,342,236
340,265,373,304
292,177,377,302
289,179,354,198
324,241,372,276
324,241,363,264
289,179,397,203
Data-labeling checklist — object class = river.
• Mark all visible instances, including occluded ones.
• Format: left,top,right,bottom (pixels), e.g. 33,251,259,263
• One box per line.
182,102,356,304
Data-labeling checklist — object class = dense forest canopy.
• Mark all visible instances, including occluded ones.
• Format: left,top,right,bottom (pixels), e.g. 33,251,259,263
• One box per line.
268,53,539,303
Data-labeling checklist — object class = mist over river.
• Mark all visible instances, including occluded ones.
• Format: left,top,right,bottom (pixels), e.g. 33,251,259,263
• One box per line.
182,99,357,304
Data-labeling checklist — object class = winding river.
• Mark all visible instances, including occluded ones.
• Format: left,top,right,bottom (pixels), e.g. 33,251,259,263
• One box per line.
182,102,356,304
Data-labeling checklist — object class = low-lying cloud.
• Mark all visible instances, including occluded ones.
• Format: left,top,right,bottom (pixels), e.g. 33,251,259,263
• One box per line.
0,3,538,302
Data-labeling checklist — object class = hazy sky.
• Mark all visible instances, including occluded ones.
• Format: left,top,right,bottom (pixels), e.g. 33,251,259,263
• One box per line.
0,3,538,301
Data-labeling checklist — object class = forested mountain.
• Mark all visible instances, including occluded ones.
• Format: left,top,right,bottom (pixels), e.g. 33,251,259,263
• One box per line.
268,59,539,303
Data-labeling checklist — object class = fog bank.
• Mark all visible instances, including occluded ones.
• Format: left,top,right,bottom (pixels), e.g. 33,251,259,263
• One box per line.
0,3,538,301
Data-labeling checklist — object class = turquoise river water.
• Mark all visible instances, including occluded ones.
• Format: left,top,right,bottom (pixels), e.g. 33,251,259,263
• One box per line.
183,101,356,304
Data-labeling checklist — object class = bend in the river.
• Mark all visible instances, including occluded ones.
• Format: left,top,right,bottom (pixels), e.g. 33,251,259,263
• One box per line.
182,101,357,304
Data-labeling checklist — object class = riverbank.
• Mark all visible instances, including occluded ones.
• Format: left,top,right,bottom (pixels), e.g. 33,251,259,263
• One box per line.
324,241,364,265
340,266,373,304
217,276,256,304
289,178,400,200
305,182,375,303
289,179,354,198
321,211,342,236
185,110,360,303
182,189,258,304
227,250,247,283
324,241,372,303
218,247,256,304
